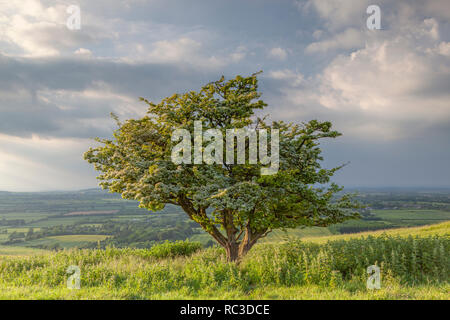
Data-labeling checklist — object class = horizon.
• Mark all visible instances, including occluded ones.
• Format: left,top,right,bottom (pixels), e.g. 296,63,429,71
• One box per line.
2,185,450,194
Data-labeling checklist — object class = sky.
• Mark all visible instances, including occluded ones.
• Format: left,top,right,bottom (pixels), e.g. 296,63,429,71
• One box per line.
0,0,449,191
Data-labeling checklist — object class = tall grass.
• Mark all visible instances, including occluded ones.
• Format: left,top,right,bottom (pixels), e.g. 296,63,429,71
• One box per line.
0,235,448,299
244,235,449,287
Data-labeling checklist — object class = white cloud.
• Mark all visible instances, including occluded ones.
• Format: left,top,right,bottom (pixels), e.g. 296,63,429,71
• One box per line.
268,47,287,60
274,17,450,140
122,36,248,69
229,45,247,63
306,28,364,53
312,29,324,39
74,48,92,57
268,69,304,86
0,0,114,57
300,0,368,31
146,37,202,63
434,41,450,56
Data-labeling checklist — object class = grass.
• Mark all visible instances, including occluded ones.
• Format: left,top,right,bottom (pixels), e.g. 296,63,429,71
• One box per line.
47,235,110,242
301,221,450,243
5,228,41,233
0,223,447,300
19,234,111,249
371,209,450,226
0,245,48,256
262,227,333,243
373,209,450,220
0,212,55,222
0,283,447,300
29,217,94,227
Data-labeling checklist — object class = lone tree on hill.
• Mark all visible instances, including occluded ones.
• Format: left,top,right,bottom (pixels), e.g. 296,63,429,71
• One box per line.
84,72,359,262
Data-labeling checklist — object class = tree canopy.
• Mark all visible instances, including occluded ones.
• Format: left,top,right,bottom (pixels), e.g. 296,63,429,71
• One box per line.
84,72,359,262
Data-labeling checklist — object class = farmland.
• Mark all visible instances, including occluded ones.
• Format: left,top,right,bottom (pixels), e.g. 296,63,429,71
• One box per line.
0,188,449,255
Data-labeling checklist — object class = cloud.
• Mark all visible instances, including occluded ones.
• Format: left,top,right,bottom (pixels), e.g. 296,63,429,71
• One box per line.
0,0,112,57
305,28,364,53
0,0,449,190
126,37,247,69
270,16,450,140
74,48,92,57
147,37,202,63
0,54,216,138
268,69,304,85
0,134,97,191
268,47,287,60
298,0,368,31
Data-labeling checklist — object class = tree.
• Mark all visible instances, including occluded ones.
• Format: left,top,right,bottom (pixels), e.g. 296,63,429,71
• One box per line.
84,72,359,262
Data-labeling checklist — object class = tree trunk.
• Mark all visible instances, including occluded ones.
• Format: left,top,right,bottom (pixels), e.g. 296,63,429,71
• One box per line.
223,226,263,262
179,200,268,263
225,241,240,262
238,230,255,258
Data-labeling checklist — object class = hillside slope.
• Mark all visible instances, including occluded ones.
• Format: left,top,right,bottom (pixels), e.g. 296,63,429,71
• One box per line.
0,222,448,300
300,221,450,243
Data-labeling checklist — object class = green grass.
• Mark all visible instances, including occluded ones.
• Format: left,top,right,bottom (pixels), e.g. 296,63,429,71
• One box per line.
262,227,333,243
372,209,450,225
301,221,450,243
0,212,55,221
252,210,450,243
0,283,447,300
47,235,110,242
5,228,41,233
29,217,94,227
79,223,103,228
0,223,447,300
190,225,335,245
373,209,450,220
0,245,48,256
19,234,110,249
188,233,213,244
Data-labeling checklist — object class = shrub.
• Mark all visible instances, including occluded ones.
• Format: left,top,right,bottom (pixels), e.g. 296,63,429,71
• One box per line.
146,240,202,259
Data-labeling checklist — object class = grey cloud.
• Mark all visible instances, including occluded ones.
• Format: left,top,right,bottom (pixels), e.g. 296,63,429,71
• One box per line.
0,54,215,138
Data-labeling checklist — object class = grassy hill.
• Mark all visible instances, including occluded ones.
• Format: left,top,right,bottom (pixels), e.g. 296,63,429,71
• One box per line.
0,222,448,300
301,221,450,243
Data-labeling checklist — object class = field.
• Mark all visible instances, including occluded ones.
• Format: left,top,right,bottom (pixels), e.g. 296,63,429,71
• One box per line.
0,246,47,256
261,209,450,243
301,221,450,243
0,189,449,254
14,235,110,250
0,222,448,300
0,189,448,299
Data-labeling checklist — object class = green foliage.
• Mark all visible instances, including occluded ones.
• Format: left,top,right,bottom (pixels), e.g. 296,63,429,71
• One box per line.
144,240,202,259
243,235,449,287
